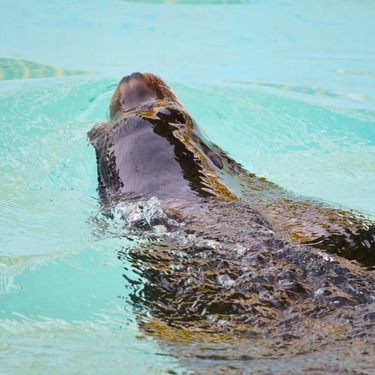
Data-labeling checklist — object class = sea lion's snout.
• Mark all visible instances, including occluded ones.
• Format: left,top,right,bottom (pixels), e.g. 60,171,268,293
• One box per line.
109,72,182,118
109,72,157,118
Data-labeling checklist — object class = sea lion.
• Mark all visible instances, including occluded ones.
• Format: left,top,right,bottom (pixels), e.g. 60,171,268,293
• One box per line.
87,73,375,368
88,72,375,268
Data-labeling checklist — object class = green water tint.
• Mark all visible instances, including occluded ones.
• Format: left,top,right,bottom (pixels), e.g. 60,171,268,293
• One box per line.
0,244,183,374
1,77,374,373
0,58,95,80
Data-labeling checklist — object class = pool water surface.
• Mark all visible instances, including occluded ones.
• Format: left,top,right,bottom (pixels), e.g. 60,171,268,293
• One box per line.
1,0,375,374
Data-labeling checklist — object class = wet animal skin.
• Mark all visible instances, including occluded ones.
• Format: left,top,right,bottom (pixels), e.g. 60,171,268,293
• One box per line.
88,72,375,268
87,74,375,366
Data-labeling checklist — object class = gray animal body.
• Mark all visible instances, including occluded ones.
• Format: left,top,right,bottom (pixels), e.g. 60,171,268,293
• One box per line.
88,73,375,371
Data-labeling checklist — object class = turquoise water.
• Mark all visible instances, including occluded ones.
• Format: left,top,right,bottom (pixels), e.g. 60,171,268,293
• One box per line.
1,0,374,373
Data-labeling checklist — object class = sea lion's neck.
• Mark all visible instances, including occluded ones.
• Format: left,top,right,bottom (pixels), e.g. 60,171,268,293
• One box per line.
95,106,221,201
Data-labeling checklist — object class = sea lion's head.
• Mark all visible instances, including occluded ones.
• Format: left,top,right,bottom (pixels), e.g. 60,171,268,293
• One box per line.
88,72,237,201
109,72,182,118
